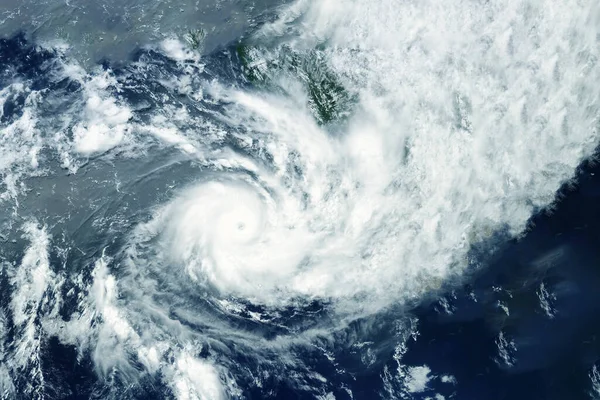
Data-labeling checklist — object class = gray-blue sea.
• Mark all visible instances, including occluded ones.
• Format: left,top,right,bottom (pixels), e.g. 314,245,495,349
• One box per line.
1,1,599,399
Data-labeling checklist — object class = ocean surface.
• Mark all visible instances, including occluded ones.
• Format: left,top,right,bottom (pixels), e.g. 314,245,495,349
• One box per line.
0,1,599,399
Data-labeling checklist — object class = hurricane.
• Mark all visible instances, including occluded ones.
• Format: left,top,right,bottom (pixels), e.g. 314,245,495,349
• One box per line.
1,0,599,399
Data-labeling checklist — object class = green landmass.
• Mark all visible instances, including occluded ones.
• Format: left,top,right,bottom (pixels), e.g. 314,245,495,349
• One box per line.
236,42,355,125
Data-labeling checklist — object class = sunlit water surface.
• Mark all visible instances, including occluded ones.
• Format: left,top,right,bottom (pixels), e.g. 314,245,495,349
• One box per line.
0,0,599,399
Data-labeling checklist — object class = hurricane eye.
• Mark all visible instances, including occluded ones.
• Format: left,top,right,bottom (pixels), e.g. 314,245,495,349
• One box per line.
3,0,597,397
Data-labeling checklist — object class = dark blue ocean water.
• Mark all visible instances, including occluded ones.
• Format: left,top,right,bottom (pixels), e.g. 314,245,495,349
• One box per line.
0,20,599,400
401,155,600,400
